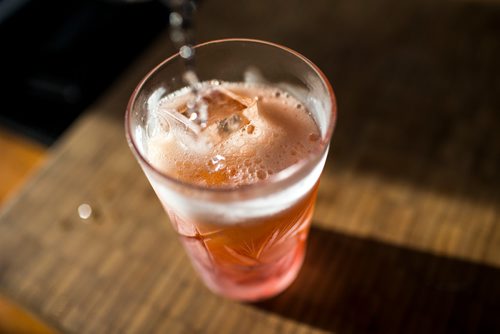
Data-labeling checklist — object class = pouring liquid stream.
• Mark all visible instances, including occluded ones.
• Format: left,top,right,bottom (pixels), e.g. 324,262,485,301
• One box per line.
165,0,207,132
160,0,261,175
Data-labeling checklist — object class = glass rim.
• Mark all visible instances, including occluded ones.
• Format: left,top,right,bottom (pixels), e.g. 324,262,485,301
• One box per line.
125,38,337,194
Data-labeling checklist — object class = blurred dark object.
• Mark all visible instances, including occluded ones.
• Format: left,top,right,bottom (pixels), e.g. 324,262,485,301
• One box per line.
0,0,169,144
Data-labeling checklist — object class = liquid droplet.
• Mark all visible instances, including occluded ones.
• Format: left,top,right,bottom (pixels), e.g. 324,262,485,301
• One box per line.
78,203,92,220
180,45,194,60
169,12,183,27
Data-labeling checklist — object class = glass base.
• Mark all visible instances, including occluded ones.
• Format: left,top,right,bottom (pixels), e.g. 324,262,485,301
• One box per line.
181,235,307,301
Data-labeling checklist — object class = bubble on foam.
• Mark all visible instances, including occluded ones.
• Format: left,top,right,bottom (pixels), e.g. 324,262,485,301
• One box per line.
228,167,238,177
256,169,268,180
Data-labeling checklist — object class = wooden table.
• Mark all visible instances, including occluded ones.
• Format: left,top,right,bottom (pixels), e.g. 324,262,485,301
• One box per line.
1,0,499,333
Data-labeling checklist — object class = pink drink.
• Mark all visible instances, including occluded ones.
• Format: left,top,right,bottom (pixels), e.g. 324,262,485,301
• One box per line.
126,39,336,301
146,83,323,300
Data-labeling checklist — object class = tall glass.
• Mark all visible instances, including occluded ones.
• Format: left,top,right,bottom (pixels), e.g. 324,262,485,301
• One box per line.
125,39,336,301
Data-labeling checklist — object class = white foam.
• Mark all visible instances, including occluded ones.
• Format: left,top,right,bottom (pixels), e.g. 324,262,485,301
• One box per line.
143,81,328,224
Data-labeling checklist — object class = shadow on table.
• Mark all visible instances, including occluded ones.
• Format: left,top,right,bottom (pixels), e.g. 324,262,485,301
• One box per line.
255,226,500,334
315,2,500,208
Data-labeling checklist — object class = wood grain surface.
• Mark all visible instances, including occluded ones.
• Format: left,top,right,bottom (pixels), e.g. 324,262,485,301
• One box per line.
0,127,45,205
1,0,499,333
0,295,57,334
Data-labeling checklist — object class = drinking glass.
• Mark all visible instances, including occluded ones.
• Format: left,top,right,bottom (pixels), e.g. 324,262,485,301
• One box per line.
125,39,336,301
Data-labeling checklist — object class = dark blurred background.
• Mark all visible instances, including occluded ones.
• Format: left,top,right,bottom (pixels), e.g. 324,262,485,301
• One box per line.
0,0,169,144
